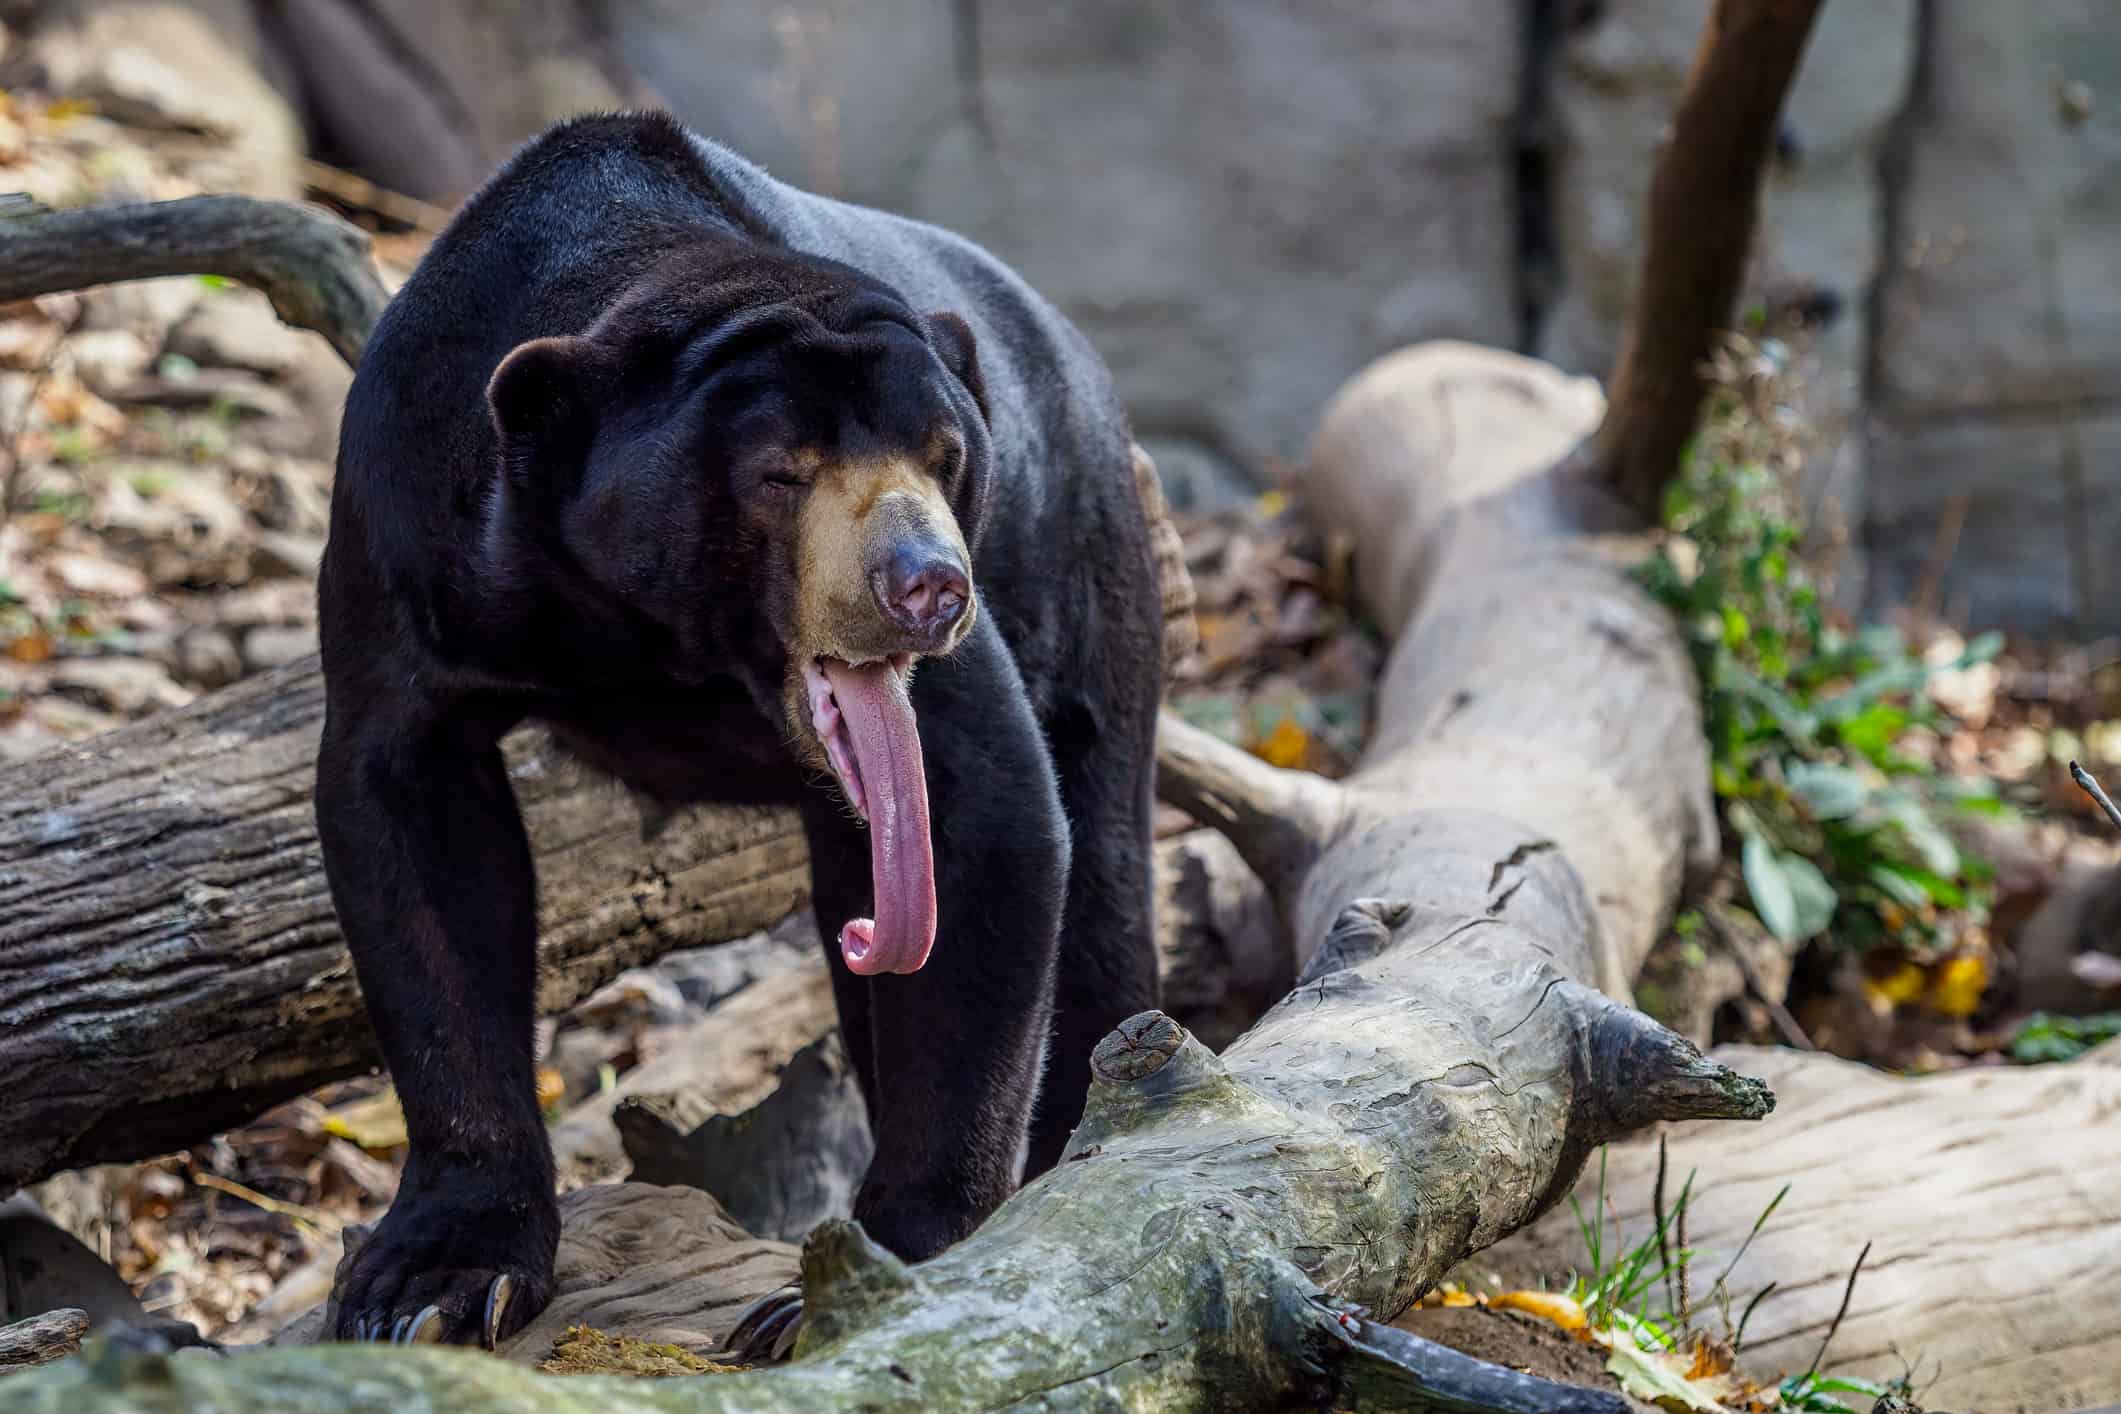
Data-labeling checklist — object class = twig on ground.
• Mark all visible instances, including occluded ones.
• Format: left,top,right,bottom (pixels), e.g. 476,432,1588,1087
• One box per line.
300,160,453,234
192,1170,344,1241
2069,761,2121,833
1907,493,1968,633
1702,903,1815,1050
1804,1240,1872,1381
0,296,81,528
0,1308,88,1372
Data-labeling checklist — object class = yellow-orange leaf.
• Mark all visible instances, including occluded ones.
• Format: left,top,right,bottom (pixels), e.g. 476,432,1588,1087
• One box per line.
536,1065,566,1110
1863,961,1925,1008
1926,952,1990,1017
323,1089,409,1151
6,632,52,663
1253,716,1310,769
1488,1290,1587,1333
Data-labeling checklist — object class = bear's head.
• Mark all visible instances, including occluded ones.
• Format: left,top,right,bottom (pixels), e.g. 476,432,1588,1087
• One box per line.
482,247,989,973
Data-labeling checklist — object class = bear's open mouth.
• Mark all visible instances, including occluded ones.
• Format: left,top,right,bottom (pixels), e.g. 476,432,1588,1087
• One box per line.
802,655,937,977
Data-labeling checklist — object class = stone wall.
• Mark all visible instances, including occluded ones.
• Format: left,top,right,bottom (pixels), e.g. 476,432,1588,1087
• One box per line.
1867,2,2121,633
24,0,2120,634
615,1,1526,504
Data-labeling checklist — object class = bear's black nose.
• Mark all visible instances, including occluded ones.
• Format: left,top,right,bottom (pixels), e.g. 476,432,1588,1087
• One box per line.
874,542,969,647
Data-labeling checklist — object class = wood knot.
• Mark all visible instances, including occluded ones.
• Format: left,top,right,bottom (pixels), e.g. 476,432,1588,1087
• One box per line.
1091,1010,1186,1084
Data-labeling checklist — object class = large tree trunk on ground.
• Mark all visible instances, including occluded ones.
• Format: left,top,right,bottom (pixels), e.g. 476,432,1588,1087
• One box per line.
7,342,1772,1410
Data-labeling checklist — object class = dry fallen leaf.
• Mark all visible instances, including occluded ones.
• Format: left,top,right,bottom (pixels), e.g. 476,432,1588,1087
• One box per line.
536,1066,566,1110
1252,715,1310,769
321,1089,408,1152
6,630,54,663
1863,960,1926,1009
1604,1328,1737,1413
1925,951,1989,1017
1487,1289,1587,1334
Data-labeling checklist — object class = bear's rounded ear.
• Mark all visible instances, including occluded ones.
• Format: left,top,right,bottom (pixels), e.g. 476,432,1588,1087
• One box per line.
926,311,986,421
487,336,613,466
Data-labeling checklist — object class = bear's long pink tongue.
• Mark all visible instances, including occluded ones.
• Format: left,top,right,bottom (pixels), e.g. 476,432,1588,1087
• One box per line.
822,659,936,976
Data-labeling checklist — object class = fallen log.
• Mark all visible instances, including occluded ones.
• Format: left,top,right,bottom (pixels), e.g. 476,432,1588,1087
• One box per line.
0,195,390,367
0,661,814,1189
1482,1040,2121,1414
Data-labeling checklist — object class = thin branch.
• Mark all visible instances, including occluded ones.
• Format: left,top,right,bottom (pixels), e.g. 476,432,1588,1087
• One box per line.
1804,1239,1872,1381
1154,710,1346,905
0,297,79,527
2070,760,2121,834
1702,903,1815,1050
1323,1308,1631,1414
1574,0,1828,521
0,195,388,367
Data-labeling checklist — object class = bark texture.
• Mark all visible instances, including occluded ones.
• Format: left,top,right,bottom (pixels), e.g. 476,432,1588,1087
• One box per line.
0,1310,88,1373
0,661,812,1189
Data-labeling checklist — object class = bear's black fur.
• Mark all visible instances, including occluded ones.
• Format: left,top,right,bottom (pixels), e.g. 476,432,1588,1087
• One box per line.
314,112,1162,1345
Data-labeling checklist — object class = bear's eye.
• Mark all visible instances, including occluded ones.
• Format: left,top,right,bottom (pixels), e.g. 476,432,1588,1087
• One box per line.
761,465,812,491
933,440,964,491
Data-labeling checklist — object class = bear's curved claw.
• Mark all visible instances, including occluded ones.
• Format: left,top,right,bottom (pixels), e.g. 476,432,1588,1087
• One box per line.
483,1273,514,1349
720,1284,804,1364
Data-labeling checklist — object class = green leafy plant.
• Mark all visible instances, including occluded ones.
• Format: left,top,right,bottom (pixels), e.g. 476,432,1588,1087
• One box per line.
1564,1146,1790,1355
1776,1370,1907,1413
1634,337,1999,959
2009,1010,2121,1063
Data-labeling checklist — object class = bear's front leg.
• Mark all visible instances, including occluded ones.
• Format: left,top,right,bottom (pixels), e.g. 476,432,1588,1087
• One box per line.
802,612,1071,1264
314,701,558,1347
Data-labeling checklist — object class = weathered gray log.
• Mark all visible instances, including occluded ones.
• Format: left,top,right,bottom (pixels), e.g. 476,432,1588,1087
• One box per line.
0,1310,88,1374
618,1030,875,1245
0,661,812,1189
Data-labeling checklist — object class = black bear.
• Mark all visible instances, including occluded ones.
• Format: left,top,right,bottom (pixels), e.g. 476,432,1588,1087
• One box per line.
314,112,1162,1347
